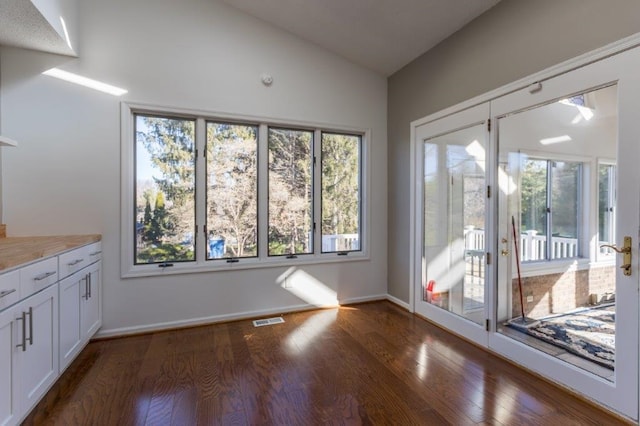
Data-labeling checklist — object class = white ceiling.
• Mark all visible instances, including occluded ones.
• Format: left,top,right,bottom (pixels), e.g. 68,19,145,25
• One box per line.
222,0,501,76
0,0,500,75
0,0,74,56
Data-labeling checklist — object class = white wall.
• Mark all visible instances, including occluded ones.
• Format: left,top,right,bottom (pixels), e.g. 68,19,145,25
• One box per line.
0,0,387,335
388,0,640,304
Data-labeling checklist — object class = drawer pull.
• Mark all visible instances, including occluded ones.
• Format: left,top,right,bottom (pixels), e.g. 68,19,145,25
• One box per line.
67,258,84,266
90,251,102,256
33,271,56,281
0,288,16,298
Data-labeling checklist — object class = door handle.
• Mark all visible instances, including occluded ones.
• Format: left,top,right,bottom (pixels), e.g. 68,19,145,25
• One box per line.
600,236,632,276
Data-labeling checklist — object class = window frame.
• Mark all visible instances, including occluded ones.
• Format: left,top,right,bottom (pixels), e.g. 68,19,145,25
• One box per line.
266,126,315,258
514,150,591,278
320,131,363,254
133,112,198,266
520,155,584,263
121,102,370,278
205,120,260,261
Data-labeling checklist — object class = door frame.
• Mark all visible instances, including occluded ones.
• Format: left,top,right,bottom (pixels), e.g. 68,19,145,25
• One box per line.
409,33,640,421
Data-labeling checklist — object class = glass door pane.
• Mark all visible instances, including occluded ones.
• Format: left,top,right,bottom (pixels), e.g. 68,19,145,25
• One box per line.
496,85,617,379
423,124,486,325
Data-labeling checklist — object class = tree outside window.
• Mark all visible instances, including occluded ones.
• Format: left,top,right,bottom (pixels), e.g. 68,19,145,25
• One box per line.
133,112,363,266
135,115,195,264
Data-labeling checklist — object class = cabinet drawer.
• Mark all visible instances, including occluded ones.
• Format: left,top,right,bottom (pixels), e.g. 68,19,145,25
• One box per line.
0,270,20,311
58,246,89,279
20,257,58,298
86,242,102,264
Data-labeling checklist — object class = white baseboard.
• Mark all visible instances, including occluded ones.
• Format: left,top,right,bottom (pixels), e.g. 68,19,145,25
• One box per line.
339,293,387,305
95,303,318,338
96,294,388,339
386,294,411,311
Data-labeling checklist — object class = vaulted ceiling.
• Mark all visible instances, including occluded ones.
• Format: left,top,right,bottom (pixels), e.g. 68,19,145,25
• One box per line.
222,0,501,75
0,0,501,76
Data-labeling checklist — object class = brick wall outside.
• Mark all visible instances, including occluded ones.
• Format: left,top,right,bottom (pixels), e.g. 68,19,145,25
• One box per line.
512,265,615,319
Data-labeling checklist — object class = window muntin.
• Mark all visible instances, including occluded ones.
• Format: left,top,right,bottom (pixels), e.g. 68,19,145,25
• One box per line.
206,122,258,259
321,132,361,253
520,158,582,262
267,128,314,257
134,114,196,265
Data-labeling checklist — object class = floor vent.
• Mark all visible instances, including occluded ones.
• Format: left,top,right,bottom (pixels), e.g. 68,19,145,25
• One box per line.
253,317,285,327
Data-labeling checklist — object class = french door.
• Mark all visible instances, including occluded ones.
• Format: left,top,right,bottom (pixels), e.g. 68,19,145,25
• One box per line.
413,103,491,347
412,46,640,420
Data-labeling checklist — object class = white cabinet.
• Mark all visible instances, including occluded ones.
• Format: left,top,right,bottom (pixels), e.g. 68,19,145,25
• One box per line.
0,296,19,426
14,284,58,415
0,238,101,425
0,272,20,426
0,282,58,426
81,261,101,340
58,273,82,372
59,258,101,372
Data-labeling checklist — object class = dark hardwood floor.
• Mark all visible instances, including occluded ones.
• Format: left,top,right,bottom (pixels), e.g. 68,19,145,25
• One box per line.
24,301,628,425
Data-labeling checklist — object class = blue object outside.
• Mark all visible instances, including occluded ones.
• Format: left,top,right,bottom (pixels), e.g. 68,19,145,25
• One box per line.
209,238,225,258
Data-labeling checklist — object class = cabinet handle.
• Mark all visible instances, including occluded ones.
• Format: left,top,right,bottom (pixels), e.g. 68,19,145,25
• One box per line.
89,251,102,256
34,271,56,281
88,273,92,299
16,312,26,351
26,307,33,346
67,258,83,266
83,276,89,300
0,288,16,298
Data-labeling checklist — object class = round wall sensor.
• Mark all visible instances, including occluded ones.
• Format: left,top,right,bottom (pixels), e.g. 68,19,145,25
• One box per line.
261,73,273,86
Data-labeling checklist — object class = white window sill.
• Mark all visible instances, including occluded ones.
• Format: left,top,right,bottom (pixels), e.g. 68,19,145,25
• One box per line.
519,258,590,278
122,251,369,279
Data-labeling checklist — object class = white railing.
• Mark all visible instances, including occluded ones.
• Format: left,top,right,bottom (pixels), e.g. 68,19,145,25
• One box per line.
520,230,578,261
520,230,545,261
464,227,485,251
322,234,359,252
464,228,578,261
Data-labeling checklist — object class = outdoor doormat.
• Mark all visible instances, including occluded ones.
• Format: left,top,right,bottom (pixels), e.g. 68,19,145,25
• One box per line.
508,304,615,370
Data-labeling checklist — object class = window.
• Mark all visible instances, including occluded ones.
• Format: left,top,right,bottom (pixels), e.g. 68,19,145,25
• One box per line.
135,114,196,265
206,122,258,259
520,158,582,262
598,163,616,257
321,132,361,253
124,105,366,276
268,128,313,256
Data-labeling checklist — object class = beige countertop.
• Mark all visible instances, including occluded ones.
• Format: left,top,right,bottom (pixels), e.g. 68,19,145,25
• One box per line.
0,235,101,272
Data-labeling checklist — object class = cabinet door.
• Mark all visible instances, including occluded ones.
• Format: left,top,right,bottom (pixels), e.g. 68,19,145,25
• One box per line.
59,272,82,372
18,284,58,413
0,306,19,426
81,261,101,341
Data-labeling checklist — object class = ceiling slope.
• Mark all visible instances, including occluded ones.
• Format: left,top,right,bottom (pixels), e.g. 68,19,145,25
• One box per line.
222,0,500,75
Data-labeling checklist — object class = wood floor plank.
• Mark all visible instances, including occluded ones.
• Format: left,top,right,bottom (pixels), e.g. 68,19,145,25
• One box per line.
23,301,631,425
